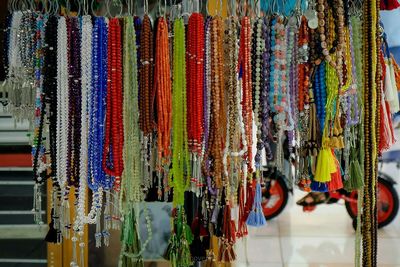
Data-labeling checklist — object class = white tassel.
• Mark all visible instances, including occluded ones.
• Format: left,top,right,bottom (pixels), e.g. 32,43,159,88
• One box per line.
62,199,71,239
71,235,78,266
104,190,111,230
79,241,85,267
95,210,102,248
32,184,44,225
103,230,110,247
112,191,120,230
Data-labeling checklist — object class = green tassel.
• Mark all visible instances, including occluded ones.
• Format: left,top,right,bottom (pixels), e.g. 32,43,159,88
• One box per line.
164,207,193,267
344,147,364,191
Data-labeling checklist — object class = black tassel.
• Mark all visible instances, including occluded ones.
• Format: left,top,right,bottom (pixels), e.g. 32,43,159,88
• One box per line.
45,208,58,243
190,237,207,262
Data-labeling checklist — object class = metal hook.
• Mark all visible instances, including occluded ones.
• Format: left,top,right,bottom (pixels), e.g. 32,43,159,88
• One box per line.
76,0,82,16
65,0,71,16
144,0,149,14
105,0,112,17
116,0,124,17
83,0,89,15
254,0,261,17
127,0,132,15
90,0,99,17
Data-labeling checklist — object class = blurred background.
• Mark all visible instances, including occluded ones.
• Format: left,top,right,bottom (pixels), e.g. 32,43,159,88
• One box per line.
0,0,399,267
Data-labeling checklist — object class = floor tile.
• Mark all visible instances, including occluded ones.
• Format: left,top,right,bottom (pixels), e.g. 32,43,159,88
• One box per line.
377,237,400,265
280,236,355,264
235,237,282,264
234,262,282,267
247,220,280,237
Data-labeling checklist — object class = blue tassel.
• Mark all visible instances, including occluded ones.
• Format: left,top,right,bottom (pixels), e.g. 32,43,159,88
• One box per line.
246,183,267,227
310,181,328,192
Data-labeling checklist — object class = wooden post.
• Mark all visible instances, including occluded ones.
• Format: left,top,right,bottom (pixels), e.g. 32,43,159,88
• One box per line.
46,181,88,267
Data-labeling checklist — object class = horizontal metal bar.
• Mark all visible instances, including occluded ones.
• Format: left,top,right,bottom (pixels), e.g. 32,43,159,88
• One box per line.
0,167,32,171
0,224,48,239
0,210,45,215
0,180,34,185
0,259,47,263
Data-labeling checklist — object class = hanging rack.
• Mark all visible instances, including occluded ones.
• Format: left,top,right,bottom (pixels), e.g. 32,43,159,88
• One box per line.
158,0,167,17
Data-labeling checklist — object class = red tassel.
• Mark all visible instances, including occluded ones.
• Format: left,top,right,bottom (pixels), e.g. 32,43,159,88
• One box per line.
218,205,236,262
237,183,248,238
381,0,400,10
244,178,255,221
328,150,343,191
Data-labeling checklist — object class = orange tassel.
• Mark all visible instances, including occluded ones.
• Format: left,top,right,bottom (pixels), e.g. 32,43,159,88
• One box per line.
328,150,343,191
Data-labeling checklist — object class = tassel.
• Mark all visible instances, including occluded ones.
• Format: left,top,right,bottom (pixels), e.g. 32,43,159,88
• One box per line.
344,159,364,191
62,198,71,239
164,233,178,265
45,208,58,243
328,151,343,191
244,175,255,222
164,207,193,267
236,182,248,238
205,237,217,267
112,191,121,230
104,190,112,230
190,214,207,261
103,230,111,247
190,238,207,262
71,235,78,267
246,182,267,227
95,210,102,248
33,184,43,224
218,205,236,262
314,148,336,182
310,181,329,192
179,222,193,267
79,238,85,267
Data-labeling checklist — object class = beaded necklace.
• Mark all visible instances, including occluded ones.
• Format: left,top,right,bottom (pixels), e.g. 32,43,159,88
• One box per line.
56,16,70,239
32,13,47,225
361,0,379,264
261,17,273,161
208,16,225,190
66,17,81,190
87,16,108,247
238,16,253,173
103,17,124,232
223,17,244,200
43,15,61,243
88,17,108,192
171,18,190,206
139,14,154,135
74,14,92,233
187,13,205,195
103,17,124,186
138,14,154,191
252,17,264,169
187,13,205,155
119,16,150,266
154,17,172,167
122,16,142,204
285,16,298,149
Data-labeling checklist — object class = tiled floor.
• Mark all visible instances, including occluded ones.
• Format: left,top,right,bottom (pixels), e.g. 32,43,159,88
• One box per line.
235,187,400,267
234,128,400,267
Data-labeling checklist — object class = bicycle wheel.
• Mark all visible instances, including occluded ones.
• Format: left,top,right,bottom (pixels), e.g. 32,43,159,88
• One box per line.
345,177,399,228
261,177,289,220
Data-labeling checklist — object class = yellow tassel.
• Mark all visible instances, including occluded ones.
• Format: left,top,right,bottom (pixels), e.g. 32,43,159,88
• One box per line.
314,149,337,183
